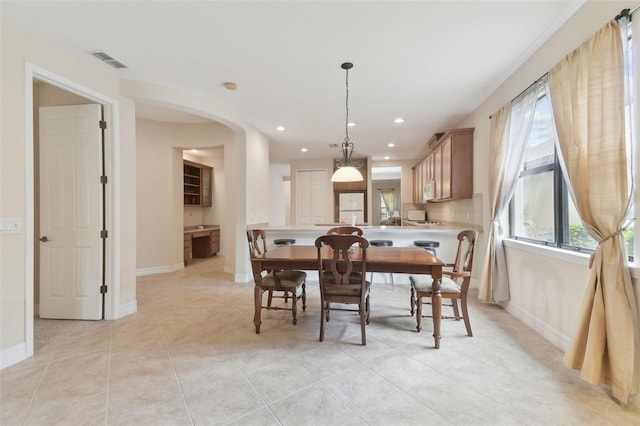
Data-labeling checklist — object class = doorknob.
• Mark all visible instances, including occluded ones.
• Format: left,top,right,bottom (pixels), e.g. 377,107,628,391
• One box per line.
39,236,49,242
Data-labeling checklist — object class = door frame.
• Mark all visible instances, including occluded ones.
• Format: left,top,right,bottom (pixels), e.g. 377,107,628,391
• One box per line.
24,63,120,357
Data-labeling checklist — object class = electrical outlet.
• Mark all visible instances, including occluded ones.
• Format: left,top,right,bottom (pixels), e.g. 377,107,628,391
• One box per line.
0,218,23,235
539,294,548,309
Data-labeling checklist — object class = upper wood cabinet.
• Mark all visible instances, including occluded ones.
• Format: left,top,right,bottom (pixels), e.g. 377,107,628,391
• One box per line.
413,128,473,203
332,158,368,192
183,160,213,207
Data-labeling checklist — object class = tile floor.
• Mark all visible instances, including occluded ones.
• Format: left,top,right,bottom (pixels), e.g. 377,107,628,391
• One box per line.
2,256,639,425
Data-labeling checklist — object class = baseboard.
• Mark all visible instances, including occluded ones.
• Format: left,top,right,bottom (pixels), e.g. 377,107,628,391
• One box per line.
117,300,138,318
500,300,570,351
136,262,184,276
235,273,253,283
0,343,27,370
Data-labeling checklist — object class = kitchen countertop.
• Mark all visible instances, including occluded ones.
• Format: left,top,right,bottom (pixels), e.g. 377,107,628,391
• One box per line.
184,225,220,234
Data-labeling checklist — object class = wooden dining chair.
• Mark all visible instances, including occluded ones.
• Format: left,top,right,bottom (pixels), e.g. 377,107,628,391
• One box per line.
247,229,306,332
327,226,363,236
315,234,370,345
409,230,478,336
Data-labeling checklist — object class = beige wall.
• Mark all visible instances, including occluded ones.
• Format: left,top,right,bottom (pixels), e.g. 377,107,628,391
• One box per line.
136,119,232,273
1,19,137,365
455,0,639,350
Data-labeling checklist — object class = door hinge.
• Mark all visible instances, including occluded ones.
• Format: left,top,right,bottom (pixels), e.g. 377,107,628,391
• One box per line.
100,230,108,239
99,120,107,129
100,175,108,184
100,285,108,294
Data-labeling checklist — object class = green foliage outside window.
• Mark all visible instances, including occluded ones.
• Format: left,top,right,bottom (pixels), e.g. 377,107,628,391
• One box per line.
568,224,634,256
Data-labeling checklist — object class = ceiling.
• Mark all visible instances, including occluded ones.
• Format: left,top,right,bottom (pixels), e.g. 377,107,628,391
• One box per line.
1,1,584,164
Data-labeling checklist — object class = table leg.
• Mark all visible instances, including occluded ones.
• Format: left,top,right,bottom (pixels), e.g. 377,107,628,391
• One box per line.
431,276,442,349
254,285,262,334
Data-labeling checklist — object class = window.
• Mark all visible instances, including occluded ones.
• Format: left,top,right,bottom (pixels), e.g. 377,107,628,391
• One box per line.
510,89,634,259
379,189,394,223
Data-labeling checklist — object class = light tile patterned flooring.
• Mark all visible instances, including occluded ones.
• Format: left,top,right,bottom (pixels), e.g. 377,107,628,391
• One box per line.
2,256,639,425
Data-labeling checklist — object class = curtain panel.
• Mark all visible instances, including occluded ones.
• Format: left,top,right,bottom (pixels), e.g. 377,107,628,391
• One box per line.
479,80,542,302
548,18,638,403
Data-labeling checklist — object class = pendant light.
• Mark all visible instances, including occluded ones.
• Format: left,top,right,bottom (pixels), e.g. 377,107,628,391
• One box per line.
331,62,364,182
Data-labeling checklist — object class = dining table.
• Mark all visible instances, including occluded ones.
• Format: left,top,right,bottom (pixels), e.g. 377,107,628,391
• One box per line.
250,244,445,348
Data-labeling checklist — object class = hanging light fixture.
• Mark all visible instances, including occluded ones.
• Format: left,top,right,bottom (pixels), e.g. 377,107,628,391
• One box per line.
331,62,364,182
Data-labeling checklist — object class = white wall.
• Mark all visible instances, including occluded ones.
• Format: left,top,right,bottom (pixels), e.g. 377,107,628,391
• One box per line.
455,0,639,351
268,166,290,226
1,19,137,365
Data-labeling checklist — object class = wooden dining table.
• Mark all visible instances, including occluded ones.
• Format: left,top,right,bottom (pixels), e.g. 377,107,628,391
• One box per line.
250,245,445,348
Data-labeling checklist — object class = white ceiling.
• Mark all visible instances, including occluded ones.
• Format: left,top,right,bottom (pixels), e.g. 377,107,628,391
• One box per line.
2,1,585,164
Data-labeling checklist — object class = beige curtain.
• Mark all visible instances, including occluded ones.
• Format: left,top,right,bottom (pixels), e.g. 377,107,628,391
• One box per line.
548,19,639,403
478,104,512,302
479,79,542,302
379,189,394,216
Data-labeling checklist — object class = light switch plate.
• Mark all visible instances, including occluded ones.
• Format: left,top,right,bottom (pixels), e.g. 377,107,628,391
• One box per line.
0,218,23,234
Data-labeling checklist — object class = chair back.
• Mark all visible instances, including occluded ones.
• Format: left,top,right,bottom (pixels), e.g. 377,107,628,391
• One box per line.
246,229,268,259
452,230,479,274
315,234,368,286
327,226,363,236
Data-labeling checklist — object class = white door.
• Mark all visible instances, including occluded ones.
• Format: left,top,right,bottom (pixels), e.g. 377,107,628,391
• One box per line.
39,104,103,320
295,170,327,225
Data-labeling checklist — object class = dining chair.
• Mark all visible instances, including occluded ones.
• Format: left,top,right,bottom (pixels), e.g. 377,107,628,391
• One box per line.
326,226,363,236
324,227,364,283
315,234,370,345
409,230,478,336
247,229,306,330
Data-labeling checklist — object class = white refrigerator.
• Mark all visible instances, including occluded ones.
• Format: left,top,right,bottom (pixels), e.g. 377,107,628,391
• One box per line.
338,192,365,224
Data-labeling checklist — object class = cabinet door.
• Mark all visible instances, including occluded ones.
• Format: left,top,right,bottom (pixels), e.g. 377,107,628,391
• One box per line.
296,170,327,225
413,162,423,204
201,167,212,207
434,146,442,200
440,138,452,200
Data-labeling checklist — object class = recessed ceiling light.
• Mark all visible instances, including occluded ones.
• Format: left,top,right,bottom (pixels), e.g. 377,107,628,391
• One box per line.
388,143,395,147
276,126,285,131
394,117,404,124
190,149,198,153
223,81,237,91
384,156,390,160
347,122,356,127
301,148,308,152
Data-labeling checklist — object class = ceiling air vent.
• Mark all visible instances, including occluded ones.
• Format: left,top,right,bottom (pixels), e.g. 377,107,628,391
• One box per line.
328,144,339,148
90,51,127,69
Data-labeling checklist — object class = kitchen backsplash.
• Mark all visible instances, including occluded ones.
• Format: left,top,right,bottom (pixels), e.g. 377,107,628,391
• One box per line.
402,193,483,226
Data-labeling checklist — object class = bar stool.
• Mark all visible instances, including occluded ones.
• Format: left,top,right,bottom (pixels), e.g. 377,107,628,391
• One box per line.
369,240,394,290
414,240,439,256
274,238,296,246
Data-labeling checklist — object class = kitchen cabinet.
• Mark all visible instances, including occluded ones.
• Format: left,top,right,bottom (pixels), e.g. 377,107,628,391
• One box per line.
413,128,473,203
184,160,213,207
184,227,220,265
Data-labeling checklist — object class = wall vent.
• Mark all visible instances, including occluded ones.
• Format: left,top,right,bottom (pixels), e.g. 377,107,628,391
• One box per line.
90,51,127,69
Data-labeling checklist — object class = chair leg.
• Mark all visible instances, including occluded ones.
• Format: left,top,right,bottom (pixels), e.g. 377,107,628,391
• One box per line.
360,303,367,346
369,271,374,284
410,285,416,316
254,287,263,334
390,273,394,291
319,301,325,342
267,290,273,307
460,297,473,337
301,282,307,311
291,291,297,325
415,295,422,332
365,294,370,325
452,299,460,320
325,302,330,322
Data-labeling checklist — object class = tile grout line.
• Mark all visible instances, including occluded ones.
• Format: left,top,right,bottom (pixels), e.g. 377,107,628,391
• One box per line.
162,325,196,426
19,340,56,425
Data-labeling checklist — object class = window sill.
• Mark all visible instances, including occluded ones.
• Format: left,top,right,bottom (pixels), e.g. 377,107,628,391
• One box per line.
503,238,639,278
